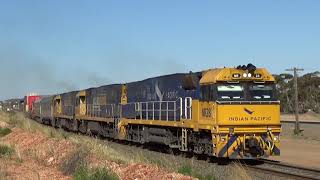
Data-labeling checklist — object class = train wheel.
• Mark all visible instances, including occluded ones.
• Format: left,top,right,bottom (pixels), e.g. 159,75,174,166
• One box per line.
51,118,56,127
78,120,87,134
72,119,79,132
58,119,62,129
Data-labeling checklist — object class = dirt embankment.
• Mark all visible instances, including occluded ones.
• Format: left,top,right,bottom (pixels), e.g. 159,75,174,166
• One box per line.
0,119,193,180
277,111,320,169
0,121,72,179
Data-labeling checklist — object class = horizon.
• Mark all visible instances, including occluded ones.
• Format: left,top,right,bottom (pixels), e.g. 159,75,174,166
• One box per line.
0,66,314,101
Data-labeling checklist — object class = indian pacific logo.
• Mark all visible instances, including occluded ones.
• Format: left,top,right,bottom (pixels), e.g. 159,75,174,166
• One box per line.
244,108,254,115
155,82,164,101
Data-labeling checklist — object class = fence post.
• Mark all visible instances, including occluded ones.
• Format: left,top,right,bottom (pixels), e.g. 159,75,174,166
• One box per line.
146,102,148,120
152,102,155,120
174,101,176,121
166,101,169,121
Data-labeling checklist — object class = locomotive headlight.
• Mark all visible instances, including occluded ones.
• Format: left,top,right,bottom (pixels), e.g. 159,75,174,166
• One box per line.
254,73,262,78
243,73,248,78
232,73,241,78
248,73,252,78
273,135,280,142
220,136,226,142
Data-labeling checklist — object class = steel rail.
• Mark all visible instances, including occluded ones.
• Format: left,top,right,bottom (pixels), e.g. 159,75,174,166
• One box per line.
245,159,320,180
281,120,320,125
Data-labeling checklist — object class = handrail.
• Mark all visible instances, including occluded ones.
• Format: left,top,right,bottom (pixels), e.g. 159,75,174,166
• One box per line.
216,100,280,105
125,97,192,121
76,97,193,121
86,104,121,118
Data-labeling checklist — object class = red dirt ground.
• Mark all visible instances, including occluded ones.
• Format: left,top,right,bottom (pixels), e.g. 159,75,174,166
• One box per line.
0,122,193,180
270,138,320,169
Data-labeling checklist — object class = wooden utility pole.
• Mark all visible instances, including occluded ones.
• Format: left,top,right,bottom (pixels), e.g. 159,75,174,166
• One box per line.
285,67,304,134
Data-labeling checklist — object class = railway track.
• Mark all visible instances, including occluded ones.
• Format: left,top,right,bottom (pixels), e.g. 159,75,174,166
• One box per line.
281,120,320,124
244,159,320,180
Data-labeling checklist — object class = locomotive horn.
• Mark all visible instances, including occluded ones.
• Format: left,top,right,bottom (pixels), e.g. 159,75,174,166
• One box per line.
246,63,256,74
241,65,247,70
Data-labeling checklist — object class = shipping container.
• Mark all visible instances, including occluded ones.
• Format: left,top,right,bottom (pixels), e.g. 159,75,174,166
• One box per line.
25,95,41,112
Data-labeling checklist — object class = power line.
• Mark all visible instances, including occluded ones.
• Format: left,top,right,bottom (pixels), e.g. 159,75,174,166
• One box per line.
285,68,304,134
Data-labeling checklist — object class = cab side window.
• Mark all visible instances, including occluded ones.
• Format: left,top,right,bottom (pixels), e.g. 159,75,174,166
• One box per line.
200,85,215,101
200,86,208,101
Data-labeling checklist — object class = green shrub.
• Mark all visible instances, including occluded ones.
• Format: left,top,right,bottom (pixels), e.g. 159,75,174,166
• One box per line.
178,164,215,180
178,165,192,176
0,144,14,157
73,166,118,180
0,127,11,137
73,166,90,180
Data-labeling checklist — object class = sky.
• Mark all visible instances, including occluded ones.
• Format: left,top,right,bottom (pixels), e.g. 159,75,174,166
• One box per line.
0,0,320,100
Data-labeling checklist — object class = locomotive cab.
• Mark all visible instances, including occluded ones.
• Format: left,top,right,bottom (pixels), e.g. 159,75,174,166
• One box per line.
53,95,62,116
75,90,87,117
199,65,281,159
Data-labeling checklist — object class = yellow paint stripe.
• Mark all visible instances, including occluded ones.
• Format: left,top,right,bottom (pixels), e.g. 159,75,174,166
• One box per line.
121,118,210,130
75,115,114,123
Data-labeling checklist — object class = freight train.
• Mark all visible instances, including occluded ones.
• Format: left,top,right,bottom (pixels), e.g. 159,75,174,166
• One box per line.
0,98,24,112
26,64,280,159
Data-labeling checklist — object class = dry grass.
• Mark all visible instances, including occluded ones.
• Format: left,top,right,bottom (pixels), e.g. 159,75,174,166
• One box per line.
229,162,252,180
0,111,71,140
60,145,89,175
70,136,142,164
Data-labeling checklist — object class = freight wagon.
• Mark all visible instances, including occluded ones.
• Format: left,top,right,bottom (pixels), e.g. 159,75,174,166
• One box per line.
24,94,41,114
1,98,24,112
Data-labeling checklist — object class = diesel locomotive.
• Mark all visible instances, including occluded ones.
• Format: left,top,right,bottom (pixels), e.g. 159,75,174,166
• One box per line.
28,64,280,159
